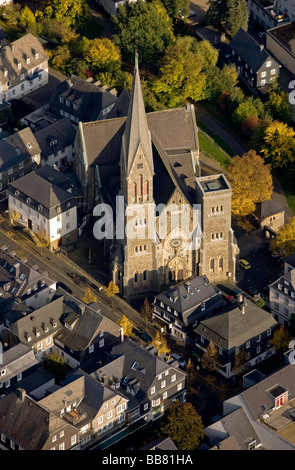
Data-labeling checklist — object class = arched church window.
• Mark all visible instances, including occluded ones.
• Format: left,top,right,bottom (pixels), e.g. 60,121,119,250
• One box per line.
144,180,149,198
132,182,137,198
143,270,147,281
209,258,214,272
134,272,138,283
138,175,143,197
218,257,223,271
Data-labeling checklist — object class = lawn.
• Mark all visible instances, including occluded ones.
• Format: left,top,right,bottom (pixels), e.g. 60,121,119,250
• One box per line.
198,128,232,169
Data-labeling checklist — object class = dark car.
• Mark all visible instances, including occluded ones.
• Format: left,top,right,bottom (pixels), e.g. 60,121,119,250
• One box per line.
57,282,72,294
137,330,152,343
247,287,259,297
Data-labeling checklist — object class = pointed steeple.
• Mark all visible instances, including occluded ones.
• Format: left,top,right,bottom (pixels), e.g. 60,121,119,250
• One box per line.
121,52,154,178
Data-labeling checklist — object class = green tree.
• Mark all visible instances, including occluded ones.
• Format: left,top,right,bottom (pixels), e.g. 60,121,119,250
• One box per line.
232,96,265,127
118,314,133,337
261,120,295,168
161,0,190,18
267,86,292,124
1,3,21,27
160,401,204,450
37,0,89,29
227,0,249,37
270,217,295,258
205,64,244,106
19,6,36,28
112,0,174,64
42,350,68,384
206,0,228,26
227,150,273,217
153,37,217,107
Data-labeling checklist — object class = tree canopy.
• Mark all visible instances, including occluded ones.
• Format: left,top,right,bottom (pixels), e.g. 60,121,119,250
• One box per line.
160,400,204,449
36,0,89,29
112,0,174,64
153,37,218,107
227,150,273,217
227,0,249,37
261,121,295,168
151,331,171,356
118,314,133,337
270,216,295,258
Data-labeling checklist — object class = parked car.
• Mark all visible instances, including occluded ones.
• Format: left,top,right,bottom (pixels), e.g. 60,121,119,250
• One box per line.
224,294,237,304
136,330,152,343
247,286,259,297
239,259,251,270
171,353,187,368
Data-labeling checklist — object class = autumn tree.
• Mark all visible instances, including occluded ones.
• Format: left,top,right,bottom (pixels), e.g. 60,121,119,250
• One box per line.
227,150,273,217
140,297,153,330
19,6,36,29
153,37,217,107
105,281,120,298
270,217,295,258
81,287,97,304
36,0,89,29
206,0,228,27
161,0,190,19
42,350,67,384
261,120,295,168
201,341,219,371
186,357,197,392
112,0,174,64
267,80,292,124
160,400,204,449
151,331,170,356
232,96,266,128
270,325,292,357
118,314,133,337
233,348,247,373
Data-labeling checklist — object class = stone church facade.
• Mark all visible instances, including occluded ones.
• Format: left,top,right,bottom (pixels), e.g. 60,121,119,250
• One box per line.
73,56,239,300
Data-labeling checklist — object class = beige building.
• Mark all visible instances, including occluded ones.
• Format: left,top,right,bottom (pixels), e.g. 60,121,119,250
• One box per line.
74,55,239,299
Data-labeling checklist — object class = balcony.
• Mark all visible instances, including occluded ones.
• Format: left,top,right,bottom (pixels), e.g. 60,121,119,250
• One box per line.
26,71,39,81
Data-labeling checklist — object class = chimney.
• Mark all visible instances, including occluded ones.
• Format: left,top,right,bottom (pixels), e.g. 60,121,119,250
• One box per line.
237,293,243,303
241,303,246,314
17,388,26,402
260,44,264,51
79,305,85,316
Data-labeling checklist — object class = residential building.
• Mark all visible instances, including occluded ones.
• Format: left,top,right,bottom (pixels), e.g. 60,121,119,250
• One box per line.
92,339,187,426
228,28,281,92
284,254,295,274
0,1,13,5
251,198,285,235
34,117,76,168
219,363,295,449
2,289,123,364
40,370,129,450
2,295,64,362
194,296,278,378
49,75,118,125
52,288,124,368
269,268,295,327
0,33,48,103
204,406,262,450
248,0,291,29
0,388,79,450
8,166,78,250
0,342,38,396
266,22,295,75
152,275,224,343
0,127,41,202
73,55,239,299
0,246,56,317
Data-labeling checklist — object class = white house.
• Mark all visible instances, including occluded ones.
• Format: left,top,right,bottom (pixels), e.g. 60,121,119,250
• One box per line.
98,0,137,17
7,167,77,250
269,268,295,328
0,33,48,103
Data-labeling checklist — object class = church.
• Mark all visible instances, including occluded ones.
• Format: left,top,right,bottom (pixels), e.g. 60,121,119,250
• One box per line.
73,56,239,300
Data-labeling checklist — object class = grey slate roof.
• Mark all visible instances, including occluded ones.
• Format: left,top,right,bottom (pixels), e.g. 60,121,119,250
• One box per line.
0,33,48,85
239,364,295,421
195,300,277,350
155,275,223,326
34,117,76,162
9,168,77,219
229,28,275,71
49,75,118,123
0,139,25,171
4,127,41,161
253,199,284,220
0,343,38,384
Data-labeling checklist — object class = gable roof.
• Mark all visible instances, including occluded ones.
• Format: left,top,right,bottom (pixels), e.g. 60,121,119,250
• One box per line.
229,28,276,71
34,117,76,161
4,127,41,160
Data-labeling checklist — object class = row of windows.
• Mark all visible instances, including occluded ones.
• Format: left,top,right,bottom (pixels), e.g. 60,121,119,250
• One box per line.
134,245,147,254
209,256,224,272
131,176,149,200
134,271,148,282
211,232,223,241
211,206,223,214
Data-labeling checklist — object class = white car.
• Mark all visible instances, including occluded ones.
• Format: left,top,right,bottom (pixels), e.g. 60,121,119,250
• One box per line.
171,353,187,368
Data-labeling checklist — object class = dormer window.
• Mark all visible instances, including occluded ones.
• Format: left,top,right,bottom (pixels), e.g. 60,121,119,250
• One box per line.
26,57,30,65
26,197,31,204
4,69,7,77
18,62,21,69
49,139,57,147
38,204,43,211
0,369,6,376
35,53,39,60
59,97,64,103
27,142,32,149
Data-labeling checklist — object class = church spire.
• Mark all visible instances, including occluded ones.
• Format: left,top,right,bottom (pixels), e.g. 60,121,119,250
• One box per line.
121,52,154,178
